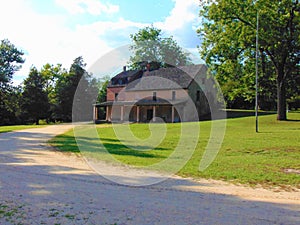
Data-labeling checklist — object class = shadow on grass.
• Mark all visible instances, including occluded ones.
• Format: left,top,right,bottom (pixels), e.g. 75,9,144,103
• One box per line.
225,109,277,119
286,119,300,122
198,109,277,121
52,133,168,159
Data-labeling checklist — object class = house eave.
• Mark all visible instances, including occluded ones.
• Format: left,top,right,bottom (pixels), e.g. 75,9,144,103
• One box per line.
94,99,187,107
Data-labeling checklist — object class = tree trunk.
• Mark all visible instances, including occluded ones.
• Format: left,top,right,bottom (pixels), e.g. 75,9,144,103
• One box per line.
36,118,39,125
277,69,287,121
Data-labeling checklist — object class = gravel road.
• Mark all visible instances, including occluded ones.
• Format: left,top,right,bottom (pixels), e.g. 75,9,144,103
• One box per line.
0,125,299,225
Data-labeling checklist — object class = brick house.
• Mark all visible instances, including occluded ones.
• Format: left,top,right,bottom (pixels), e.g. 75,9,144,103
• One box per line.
93,64,211,123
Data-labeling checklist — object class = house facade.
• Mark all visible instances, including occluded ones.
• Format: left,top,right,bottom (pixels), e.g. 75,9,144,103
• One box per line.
94,64,211,123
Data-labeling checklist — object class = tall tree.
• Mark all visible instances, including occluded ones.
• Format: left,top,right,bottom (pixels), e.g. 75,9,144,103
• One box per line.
198,0,300,120
97,76,109,103
21,67,49,125
0,39,25,88
55,56,96,122
0,86,22,125
129,26,191,69
40,63,67,122
0,39,25,124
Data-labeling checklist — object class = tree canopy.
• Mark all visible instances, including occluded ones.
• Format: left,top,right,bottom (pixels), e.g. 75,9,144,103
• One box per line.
0,39,25,88
0,39,101,125
0,39,25,125
129,26,191,69
55,56,97,122
21,67,49,125
198,0,300,120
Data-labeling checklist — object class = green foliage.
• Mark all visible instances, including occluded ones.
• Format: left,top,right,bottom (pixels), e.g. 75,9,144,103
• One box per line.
129,26,191,69
21,67,49,125
0,39,101,125
0,86,22,125
40,63,68,122
55,56,97,122
97,76,109,103
55,57,85,121
199,0,300,119
0,39,25,125
0,39,25,88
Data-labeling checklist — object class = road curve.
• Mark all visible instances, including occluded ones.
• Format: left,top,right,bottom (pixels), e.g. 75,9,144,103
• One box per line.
0,125,299,225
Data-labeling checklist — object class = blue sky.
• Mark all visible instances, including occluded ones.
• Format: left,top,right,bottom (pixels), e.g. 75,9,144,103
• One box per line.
0,0,201,84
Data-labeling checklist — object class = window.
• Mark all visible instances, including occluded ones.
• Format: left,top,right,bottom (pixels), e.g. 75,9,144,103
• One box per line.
115,93,118,101
172,91,176,100
196,90,200,101
153,92,157,101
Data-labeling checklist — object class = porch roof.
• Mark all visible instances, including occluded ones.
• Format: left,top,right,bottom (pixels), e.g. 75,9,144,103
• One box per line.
94,98,187,107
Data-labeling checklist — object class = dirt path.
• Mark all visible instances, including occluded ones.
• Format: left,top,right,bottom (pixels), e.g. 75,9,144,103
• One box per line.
0,125,299,224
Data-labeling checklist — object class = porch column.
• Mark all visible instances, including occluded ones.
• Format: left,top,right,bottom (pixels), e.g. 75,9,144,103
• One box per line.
153,105,156,122
137,106,140,122
93,106,96,121
171,106,175,123
105,106,109,121
95,106,98,121
120,105,124,121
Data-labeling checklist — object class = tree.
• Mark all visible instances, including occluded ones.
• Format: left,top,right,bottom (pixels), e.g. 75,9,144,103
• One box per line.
95,76,109,120
0,39,25,124
40,63,67,122
198,0,300,120
0,86,22,125
55,56,96,122
0,39,25,88
129,26,191,69
21,67,49,125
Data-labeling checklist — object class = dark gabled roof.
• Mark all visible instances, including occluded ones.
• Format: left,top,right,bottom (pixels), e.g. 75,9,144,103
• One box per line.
108,69,143,87
125,64,206,91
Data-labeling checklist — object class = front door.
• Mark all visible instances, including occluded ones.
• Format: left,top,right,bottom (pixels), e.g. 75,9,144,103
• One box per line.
147,109,153,121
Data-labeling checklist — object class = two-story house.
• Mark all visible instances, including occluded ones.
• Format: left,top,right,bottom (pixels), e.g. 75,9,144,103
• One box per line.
93,64,211,123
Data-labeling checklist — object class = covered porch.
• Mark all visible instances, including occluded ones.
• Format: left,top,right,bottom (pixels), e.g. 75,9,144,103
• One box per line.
94,99,186,123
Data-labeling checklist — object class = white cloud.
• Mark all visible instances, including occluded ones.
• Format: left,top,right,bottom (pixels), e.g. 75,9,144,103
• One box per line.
155,0,199,32
151,0,202,55
55,0,119,15
0,0,202,85
76,17,148,37
0,0,112,84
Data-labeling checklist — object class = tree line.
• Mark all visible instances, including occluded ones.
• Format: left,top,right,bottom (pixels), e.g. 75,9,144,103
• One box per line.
0,26,191,126
1,1,299,125
199,0,300,120
0,39,99,125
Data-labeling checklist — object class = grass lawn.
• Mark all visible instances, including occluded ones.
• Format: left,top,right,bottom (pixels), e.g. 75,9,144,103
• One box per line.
0,125,47,133
49,112,300,188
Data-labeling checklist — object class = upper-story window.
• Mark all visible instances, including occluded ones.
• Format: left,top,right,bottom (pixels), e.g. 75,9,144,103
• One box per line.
196,90,200,101
153,91,157,101
172,91,176,100
115,93,119,101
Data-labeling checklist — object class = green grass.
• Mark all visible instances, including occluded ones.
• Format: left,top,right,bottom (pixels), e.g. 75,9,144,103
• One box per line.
49,112,300,188
0,125,47,133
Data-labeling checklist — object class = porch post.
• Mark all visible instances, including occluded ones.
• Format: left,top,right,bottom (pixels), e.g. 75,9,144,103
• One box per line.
95,106,98,121
120,105,124,121
137,106,140,122
106,106,109,121
93,105,96,121
171,106,175,123
153,105,156,122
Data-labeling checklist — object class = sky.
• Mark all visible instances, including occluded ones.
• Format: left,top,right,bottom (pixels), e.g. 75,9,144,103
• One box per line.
0,0,202,84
